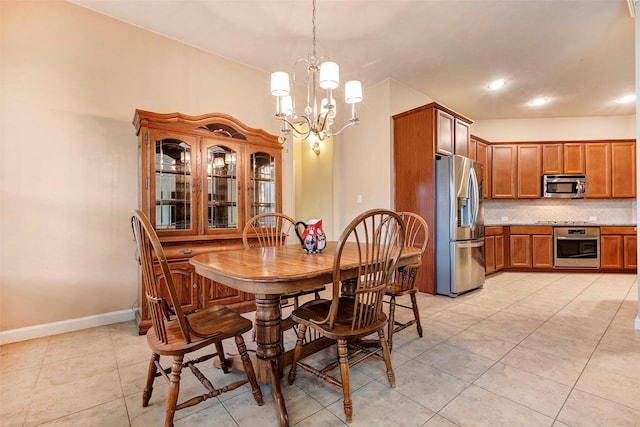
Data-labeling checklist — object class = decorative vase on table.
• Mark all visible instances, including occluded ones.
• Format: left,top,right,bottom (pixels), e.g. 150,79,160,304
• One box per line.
295,219,326,253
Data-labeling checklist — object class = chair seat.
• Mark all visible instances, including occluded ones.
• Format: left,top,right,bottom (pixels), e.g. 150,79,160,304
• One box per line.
291,298,387,341
147,305,253,356
385,282,418,296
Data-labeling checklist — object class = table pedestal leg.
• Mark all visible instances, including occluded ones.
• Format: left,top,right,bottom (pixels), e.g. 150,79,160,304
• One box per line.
255,294,289,427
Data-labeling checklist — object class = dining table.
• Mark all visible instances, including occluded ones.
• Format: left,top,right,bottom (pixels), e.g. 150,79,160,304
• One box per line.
190,241,422,427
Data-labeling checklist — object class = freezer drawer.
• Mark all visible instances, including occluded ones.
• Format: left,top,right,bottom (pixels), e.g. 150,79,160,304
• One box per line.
437,239,485,297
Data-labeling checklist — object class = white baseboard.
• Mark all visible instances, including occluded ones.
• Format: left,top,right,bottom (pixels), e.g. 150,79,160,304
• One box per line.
0,309,137,345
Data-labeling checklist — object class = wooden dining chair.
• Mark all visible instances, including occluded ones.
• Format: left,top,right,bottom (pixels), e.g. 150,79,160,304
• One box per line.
131,210,263,427
243,212,324,310
384,212,429,350
287,209,405,423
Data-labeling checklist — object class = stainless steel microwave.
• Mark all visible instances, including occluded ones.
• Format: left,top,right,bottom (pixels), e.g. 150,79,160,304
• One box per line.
542,174,587,198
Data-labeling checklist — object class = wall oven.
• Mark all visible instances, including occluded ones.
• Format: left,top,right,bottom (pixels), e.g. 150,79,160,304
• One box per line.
554,227,600,268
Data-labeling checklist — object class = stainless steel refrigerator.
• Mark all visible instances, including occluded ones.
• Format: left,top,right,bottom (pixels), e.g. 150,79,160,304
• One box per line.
435,155,485,297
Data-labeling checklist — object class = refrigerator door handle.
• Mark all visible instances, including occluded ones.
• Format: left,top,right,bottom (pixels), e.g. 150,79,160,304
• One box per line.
469,168,479,228
456,239,484,248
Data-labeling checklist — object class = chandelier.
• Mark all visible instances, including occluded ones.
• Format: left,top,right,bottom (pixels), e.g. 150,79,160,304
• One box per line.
270,0,363,154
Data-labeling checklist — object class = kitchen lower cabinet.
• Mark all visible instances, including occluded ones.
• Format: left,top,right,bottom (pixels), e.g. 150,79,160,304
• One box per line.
485,226,504,274
532,235,553,268
508,226,553,269
600,226,637,270
510,234,531,268
624,235,637,269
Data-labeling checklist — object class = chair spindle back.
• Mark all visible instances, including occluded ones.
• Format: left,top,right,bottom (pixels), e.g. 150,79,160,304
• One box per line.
242,212,297,249
131,210,191,344
328,209,405,330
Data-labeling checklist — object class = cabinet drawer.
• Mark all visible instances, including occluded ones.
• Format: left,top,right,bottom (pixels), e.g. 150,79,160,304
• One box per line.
510,226,553,235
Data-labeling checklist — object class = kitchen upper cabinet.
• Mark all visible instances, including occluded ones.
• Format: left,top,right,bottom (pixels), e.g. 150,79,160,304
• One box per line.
435,107,472,157
564,143,586,174
585,141,636,198
436,109,455,156
455,119,471,157
611,141,636,198
492,145,517,198
585,143,611,198
517,144,542,198
473,136,492,200
542,144,563,174
542,143,585,174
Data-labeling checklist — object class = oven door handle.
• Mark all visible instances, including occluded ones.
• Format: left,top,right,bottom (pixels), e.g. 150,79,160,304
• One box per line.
555,236,599,240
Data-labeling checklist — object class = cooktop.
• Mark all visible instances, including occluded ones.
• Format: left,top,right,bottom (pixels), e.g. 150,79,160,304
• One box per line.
536,221,595,226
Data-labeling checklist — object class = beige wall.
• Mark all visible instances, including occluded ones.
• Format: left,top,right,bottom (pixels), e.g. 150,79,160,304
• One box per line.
472,115,636,141
0,1,292,332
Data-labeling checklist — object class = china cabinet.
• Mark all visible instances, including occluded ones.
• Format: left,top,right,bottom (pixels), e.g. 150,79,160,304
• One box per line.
133,110,282,333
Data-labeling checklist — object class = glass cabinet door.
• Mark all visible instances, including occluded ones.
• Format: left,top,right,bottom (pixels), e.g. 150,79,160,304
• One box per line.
154,136,195,234
249,150,277,218
203,141,240,232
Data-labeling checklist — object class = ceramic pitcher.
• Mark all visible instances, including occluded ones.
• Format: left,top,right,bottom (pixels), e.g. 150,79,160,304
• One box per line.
295,218,326,253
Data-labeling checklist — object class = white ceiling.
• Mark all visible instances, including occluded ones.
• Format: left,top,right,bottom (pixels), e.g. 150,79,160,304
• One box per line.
70,0,636,121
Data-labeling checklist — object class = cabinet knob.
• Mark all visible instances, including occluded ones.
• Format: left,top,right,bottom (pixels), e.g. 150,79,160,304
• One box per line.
180,248,193,255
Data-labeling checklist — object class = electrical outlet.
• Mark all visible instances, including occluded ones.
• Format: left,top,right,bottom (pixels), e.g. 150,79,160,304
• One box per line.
589,216,597,222
501,216,509,221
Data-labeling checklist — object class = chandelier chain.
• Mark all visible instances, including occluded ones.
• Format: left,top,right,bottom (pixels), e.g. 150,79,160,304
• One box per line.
312,0,317,58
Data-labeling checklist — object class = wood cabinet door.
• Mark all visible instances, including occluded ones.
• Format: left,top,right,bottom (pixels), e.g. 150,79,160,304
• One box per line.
600,235,623,269
436,109,454,156
492,145,517,198
468,137,477,160
564,143,586,174
532,235,553,268
454,119,470,157
485,235,496,274
476,141,491,199
495,234,504,270
611,141,636,198
152,262,199,315
510,234,532,268
585,143,611,198
624,235,637,269
542,144,563,174
517,144,542,198
200,275,248,307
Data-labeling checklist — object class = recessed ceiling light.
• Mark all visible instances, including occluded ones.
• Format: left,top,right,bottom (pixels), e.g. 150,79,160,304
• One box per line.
530,97,549,106
487,80,507,90
616,94,636,103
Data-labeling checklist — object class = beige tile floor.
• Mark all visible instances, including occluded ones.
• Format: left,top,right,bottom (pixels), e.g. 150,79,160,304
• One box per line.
2,272,639,426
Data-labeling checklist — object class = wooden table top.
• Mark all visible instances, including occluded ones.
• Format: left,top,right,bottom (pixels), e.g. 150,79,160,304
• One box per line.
190,242,421,295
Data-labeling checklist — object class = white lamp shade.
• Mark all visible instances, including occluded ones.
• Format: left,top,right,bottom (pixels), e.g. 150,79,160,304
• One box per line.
345,80,363,104
271,71,290,96
319,62,339,89
281,95,293,116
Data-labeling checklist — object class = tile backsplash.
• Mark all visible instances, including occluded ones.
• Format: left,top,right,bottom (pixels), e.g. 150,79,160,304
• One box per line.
484,199,637,225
